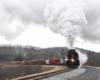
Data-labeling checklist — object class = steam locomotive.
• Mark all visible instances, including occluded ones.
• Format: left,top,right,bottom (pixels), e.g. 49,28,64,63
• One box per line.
66,49,80,68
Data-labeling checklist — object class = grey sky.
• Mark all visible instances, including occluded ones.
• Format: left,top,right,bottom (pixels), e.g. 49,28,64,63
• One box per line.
0,0,100,51
0,0,49,40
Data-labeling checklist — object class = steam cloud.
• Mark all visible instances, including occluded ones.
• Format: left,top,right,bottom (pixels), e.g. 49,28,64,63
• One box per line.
44,0,87,48
76,49,88,67
44,0,88,66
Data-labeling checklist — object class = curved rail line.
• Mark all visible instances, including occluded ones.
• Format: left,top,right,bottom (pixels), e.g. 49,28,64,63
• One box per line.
16,68,74,80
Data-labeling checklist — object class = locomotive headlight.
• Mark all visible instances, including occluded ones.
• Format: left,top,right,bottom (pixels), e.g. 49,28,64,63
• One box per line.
71,58,75,62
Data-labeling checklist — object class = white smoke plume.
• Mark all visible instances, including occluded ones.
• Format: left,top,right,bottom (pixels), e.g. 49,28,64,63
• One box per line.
44,0,87,48
44,0,88,66
76,49,88,67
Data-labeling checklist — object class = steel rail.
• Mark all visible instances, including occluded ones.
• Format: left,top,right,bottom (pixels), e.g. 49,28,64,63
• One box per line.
23,69,74,80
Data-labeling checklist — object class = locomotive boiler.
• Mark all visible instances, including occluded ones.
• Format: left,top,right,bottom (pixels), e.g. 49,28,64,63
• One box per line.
66,49,80,68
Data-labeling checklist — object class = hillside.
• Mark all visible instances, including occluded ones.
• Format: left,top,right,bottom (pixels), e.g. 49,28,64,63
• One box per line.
0,45,96,61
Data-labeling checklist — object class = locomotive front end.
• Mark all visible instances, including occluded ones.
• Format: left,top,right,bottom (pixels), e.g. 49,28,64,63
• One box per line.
66,49,80,69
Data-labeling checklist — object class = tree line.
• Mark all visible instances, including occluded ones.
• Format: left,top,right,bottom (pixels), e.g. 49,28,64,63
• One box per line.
0,45,100,67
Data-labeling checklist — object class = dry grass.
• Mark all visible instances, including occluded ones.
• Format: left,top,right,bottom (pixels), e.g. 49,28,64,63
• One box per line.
0,65,52,80
12,65,66,80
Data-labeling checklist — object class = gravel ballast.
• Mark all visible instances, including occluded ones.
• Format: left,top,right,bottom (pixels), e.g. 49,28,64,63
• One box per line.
42,68,86,80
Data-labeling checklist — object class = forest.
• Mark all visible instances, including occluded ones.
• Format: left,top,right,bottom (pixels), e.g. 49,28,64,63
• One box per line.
0,45,100,66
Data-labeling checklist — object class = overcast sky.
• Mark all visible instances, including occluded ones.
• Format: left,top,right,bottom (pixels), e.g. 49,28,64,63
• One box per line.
0,0,100,52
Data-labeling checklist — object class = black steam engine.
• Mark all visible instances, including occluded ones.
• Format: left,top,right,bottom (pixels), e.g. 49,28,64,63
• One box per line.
66,49,80,68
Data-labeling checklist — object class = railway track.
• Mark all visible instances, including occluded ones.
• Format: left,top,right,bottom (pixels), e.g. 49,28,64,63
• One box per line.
21,68,74,80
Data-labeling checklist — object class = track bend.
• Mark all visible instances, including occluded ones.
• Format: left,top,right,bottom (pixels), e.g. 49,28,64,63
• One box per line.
69,66,100,80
